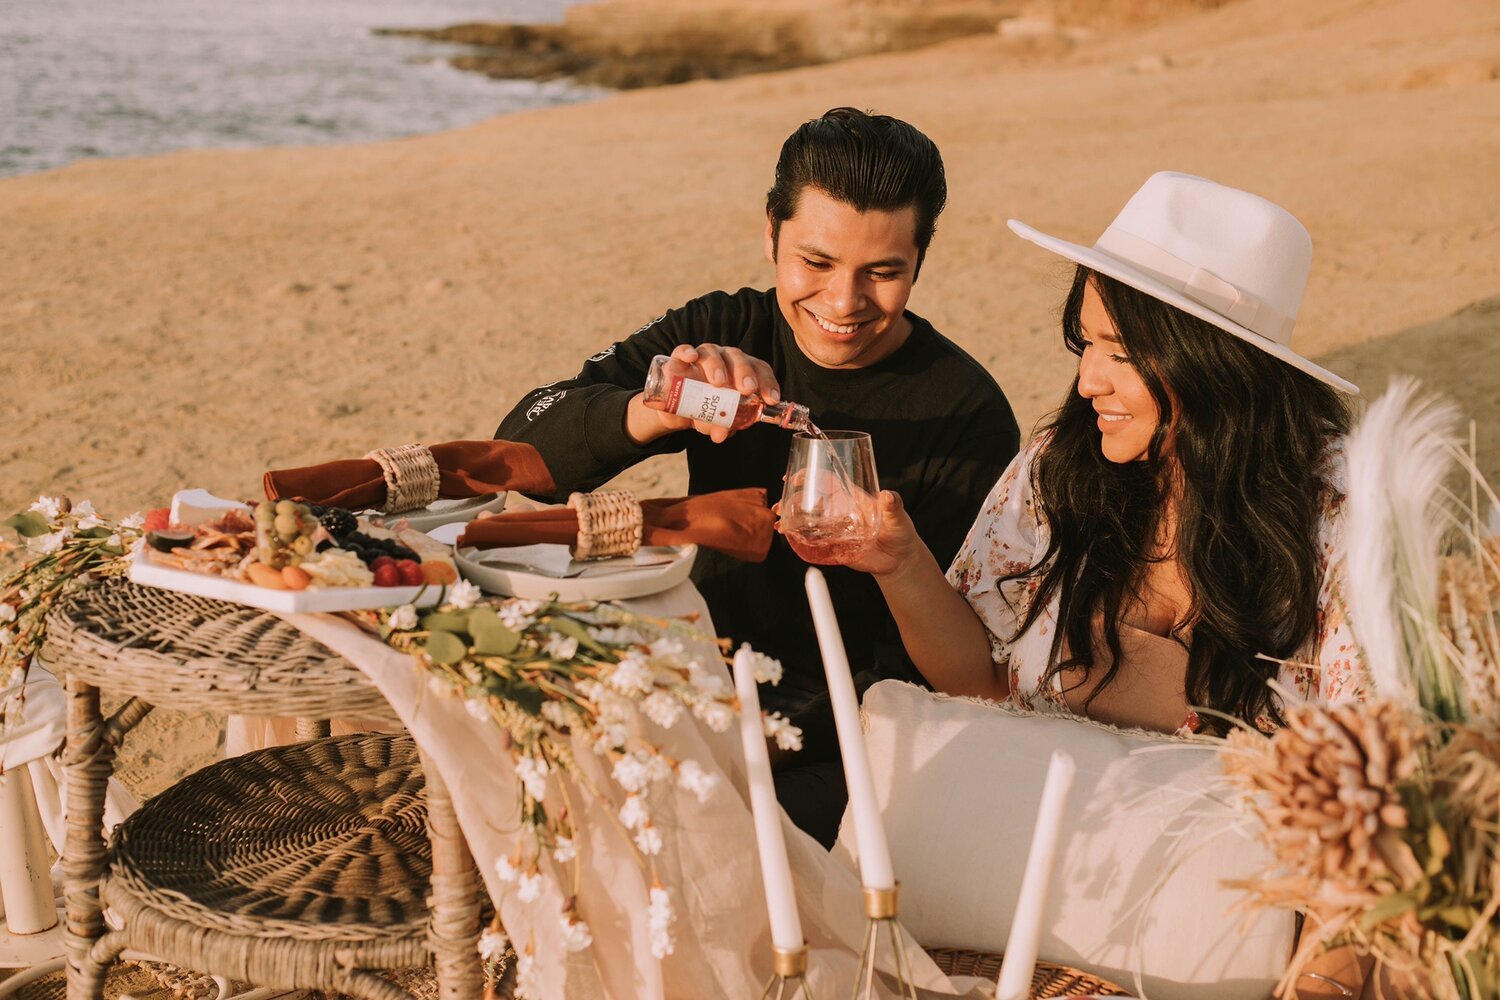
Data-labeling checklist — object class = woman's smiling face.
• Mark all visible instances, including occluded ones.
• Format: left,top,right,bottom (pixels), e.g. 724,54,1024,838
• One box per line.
1075,278,1161,463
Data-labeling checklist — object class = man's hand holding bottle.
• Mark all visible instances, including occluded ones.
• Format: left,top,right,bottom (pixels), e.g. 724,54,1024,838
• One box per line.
627,344,806,445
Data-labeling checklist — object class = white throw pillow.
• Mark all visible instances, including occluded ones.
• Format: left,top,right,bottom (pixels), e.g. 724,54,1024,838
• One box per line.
834,681,1292,1000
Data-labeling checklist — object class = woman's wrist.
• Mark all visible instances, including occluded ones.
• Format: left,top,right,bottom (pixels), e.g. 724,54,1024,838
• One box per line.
869,542,939,590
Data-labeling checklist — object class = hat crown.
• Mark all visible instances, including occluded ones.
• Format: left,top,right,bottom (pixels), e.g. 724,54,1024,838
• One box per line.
1099,172,1312,345
1006,171,1356,393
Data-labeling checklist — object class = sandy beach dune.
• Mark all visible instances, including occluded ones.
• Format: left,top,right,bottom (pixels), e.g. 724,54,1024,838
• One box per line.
2,0,1498,795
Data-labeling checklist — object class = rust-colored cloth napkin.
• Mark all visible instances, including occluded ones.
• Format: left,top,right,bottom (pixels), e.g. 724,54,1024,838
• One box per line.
457,489,775,563
264,440,556,509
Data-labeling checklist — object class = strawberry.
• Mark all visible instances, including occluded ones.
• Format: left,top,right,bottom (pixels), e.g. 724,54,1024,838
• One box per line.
373,563,401,587
396,559,425,587
143,508,172,532
370,555,396,572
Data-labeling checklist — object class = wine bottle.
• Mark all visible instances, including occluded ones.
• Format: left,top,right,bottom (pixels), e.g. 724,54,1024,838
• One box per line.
642,354,812,433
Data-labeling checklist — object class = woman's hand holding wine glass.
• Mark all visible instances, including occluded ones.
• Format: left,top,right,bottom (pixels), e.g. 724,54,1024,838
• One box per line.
819,489,925,577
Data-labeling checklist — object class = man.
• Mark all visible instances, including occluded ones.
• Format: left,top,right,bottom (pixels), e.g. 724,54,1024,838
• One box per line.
496,107,1019,846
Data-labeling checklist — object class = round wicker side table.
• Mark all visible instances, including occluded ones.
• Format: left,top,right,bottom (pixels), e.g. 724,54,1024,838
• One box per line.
39,580,481,1000
925,948,1131,997
94,733,430,999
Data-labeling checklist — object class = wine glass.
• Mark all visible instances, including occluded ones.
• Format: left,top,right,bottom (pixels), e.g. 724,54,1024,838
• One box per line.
781,431,882,565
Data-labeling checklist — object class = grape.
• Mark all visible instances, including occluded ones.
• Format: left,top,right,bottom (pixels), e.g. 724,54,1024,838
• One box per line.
254,503,275,525
274,513,300,541
291,535,314,556
274,499,298,516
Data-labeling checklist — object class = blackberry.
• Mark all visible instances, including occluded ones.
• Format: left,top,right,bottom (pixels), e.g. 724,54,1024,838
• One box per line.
319,508,357,538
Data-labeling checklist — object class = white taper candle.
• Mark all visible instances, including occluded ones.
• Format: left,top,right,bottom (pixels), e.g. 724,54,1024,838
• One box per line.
995,750,1077,1000
733,645,805,952
804,567,895,891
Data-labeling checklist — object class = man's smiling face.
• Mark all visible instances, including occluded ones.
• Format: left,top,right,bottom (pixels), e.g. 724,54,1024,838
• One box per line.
766,186,918,370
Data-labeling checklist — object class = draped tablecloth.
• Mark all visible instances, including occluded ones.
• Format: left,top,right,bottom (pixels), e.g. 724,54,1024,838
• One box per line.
1,665,136,856
276,584,992,999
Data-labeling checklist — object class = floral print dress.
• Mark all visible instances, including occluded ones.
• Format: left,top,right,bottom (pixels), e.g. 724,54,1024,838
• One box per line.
945,436,1368,732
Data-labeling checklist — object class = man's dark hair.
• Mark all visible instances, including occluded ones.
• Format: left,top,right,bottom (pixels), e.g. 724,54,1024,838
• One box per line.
765,107,947,276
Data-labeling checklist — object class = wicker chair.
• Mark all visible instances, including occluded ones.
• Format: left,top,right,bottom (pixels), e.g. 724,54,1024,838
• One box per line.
40,580,482,1000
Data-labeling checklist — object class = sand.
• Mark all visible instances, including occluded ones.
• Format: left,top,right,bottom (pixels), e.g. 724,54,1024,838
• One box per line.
2,0,1498,793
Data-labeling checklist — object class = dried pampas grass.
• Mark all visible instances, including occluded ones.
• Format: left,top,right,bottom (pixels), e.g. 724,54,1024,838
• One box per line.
1222,380,1500,999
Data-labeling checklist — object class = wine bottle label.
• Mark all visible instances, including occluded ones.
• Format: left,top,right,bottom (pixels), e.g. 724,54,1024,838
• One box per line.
665,377,741,429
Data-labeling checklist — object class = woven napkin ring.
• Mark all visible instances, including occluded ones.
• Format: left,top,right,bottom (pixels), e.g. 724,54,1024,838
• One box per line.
365,443,441,513
569,490,643,560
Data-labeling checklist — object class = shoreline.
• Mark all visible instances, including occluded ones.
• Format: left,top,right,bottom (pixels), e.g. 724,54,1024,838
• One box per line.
378,0,1018,90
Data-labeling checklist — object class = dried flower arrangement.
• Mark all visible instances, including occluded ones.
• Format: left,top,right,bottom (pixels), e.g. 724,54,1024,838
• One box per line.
0,498,144,735
363,592,799,996
1222,380,1500,999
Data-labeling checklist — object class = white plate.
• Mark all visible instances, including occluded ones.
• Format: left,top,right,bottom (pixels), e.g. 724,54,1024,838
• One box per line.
455,543,697,601
375,493,507,531
128,544,448,613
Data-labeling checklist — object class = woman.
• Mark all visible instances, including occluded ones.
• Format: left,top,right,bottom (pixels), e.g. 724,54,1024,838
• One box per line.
841,171,1366,734
833,172,1373,995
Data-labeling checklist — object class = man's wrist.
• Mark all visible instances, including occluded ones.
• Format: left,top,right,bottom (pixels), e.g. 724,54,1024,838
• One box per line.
624,393,677,446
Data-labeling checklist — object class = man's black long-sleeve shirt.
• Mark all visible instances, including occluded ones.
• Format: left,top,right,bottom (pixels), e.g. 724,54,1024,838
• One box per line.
495,286,1020,708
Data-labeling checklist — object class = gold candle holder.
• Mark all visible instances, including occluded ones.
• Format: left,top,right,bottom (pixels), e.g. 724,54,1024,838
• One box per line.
762,944,815,1000
850,884,918,1000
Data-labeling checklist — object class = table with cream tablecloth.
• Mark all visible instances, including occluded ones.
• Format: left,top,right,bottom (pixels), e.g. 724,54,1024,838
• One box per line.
277,581,994,999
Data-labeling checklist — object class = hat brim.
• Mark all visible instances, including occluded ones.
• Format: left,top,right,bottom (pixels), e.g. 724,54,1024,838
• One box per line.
1007,219,1358,395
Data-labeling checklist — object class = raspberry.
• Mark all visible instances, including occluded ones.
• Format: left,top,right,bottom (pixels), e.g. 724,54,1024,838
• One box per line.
373,564,401,587
396,559,425,587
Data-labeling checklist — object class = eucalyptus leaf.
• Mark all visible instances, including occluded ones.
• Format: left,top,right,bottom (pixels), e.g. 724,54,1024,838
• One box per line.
468,608,520,655
2,512,51,538
420,611,473,637
509,685,544,716
549,616,607,655
480,673,544,716
423,630,469,665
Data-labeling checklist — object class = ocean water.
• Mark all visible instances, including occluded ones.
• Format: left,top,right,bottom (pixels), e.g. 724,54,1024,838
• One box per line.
0,0,596,178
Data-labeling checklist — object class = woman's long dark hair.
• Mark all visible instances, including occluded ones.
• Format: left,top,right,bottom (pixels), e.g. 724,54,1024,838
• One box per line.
1015,266,1350,732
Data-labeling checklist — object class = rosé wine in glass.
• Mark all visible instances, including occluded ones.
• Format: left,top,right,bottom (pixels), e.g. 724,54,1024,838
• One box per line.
781,431,881,565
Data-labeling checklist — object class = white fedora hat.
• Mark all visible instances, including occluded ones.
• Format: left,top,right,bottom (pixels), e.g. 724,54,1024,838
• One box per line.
1009,171,1357,394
